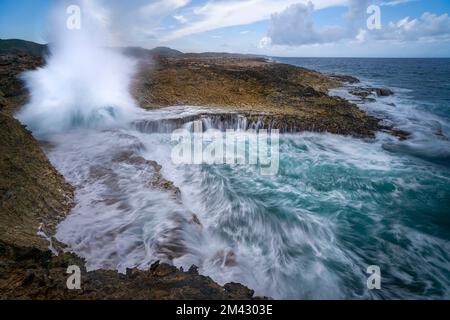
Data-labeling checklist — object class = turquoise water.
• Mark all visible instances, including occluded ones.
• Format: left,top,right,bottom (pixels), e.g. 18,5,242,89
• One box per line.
174,58,450,299
49,59,450,300
184,133,450,299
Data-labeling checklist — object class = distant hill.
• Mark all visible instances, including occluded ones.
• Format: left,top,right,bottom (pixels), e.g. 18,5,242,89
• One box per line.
150,46,183,56
0,39,48,56
0,39,185,59
121,46,183,59
0,39,263,61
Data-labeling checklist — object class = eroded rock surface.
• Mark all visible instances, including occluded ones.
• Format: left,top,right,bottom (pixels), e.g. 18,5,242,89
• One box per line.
132,55,390,138
0,113,74,250
0,53,43,115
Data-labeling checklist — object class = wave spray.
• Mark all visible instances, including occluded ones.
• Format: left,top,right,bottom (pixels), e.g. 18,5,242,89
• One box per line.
18,0,137,135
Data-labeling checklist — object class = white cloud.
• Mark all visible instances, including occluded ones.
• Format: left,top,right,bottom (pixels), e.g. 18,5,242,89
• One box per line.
161,0,347,41
262,0,450,47
265,0,368,46
173,15,188,23
74,0,365,46
63,0,450,53
140,0,189,18
78,0,191,45
259,36,272,48
367,12,450,42
380,0,418,7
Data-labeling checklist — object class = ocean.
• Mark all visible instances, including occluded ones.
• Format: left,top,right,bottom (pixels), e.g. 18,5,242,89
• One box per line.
42,58,450,299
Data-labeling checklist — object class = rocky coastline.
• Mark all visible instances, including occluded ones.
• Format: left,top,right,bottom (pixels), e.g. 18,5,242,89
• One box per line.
0,40,409,299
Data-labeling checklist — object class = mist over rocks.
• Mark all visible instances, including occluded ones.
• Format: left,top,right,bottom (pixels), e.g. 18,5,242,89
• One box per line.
16,1,139,136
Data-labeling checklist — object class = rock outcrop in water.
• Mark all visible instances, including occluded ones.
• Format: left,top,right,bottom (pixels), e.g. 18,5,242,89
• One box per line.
328,74,360,84
132,54,390,138
349,87,394,101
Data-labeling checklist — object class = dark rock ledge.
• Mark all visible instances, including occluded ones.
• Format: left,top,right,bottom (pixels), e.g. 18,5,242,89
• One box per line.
0,240,258,300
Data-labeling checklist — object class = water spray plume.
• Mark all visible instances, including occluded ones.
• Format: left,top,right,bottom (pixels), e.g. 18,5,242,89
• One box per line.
18,1,137,136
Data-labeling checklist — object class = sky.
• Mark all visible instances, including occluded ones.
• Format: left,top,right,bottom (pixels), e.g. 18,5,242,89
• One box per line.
1,0,449,57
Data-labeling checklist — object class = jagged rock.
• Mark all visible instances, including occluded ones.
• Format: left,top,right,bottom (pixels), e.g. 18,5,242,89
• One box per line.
112,150,182,198
349,88,373,99
188,265,199,275
191,214,203,229
375,88,394,97
350,87,394,100
329,74,360,84
0,241,261,300
224,283,256,300
0,89,6,110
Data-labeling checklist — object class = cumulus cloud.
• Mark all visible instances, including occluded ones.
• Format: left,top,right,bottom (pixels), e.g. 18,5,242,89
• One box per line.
265,0,368,46
259,36,272,48
173,15,188,23
367,12,450,42
266,2,335,46
263,0,450,47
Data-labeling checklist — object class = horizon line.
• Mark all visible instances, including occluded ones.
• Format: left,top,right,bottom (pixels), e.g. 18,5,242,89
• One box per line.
2,37,450,59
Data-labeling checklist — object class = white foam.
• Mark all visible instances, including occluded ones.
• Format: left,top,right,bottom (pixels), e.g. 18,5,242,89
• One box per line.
17,2,138,136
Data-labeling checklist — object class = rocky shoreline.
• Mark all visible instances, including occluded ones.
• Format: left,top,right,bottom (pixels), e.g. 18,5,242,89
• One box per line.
0,51,263,300
0,41,410,300
0,240,257,300
0,112,260,300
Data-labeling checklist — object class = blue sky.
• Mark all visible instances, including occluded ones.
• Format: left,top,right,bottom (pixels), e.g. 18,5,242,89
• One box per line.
1,0,449,57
